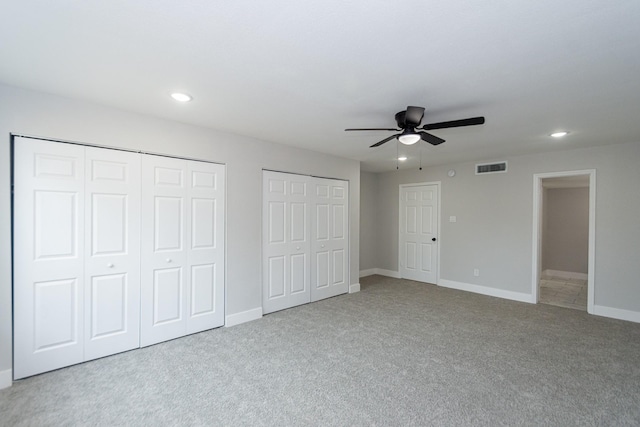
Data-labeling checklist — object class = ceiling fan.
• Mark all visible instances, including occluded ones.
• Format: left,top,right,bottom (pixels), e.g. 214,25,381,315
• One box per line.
345,106,485,148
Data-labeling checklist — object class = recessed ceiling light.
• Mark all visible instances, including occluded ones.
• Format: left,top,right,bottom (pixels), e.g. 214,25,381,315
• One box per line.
171,93,192,102
550,131,569,138
398,156,407,161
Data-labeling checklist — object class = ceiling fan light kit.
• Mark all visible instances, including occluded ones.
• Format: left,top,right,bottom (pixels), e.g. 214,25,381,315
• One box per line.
398,133,421,145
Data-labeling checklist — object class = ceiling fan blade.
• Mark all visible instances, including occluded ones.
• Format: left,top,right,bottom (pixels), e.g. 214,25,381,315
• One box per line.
345,128,399,131
419,132,445,146
404,106,425,127
422,116,485,130
370,134,399,148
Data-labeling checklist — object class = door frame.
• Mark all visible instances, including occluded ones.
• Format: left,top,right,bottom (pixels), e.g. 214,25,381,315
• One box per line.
531,169,596,313
398,181,441,284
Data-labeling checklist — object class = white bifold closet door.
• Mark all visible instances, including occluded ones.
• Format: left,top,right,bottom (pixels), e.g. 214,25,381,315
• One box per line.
262,171,312,314
311,178,349,302
13,138,141,379
140,156,225,347
263,171,348,314
14,137,225,379
84,146,141,361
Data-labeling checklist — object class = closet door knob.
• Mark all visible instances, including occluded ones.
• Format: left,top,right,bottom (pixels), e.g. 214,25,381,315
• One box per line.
321,244,325,248
166,258,172,263
296,246,301,251
107,263,114,268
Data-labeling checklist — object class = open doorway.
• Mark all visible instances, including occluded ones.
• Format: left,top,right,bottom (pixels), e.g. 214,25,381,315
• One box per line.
532,170,596,313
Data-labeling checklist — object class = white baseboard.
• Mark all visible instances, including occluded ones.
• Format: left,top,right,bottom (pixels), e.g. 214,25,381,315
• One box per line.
359,268,376,278
360,268,402,279
439,279,535,304
542,269,588,281
349,282,361,293
592,305,640,324
376,268,401,278
225,307,263,327
0,369,11,389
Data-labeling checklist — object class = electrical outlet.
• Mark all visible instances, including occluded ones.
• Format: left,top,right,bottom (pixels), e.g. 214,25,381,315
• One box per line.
473,269,480,277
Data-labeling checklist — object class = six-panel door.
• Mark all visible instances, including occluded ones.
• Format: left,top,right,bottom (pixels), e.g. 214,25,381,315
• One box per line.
141,155,189,346
311,178,349,302
84,147,141,361
399,184,438,283
13,139,87,379
262,171,311,314
186,161,225,334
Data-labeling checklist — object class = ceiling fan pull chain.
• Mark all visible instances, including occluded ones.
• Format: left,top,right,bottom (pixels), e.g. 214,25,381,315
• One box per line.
396,140,399,170
420,143,423,171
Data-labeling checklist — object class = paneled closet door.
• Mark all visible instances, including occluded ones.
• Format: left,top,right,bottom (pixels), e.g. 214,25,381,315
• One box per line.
186,161,225,334
140,156,225,346
141,155,189,346
13,138,86,379
311,178,349,302
262,171,311,314
84,147,141,361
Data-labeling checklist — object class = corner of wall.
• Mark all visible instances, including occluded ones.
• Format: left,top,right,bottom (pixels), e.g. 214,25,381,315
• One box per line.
359,268,401,279
359,269,376,278
225,307,263,328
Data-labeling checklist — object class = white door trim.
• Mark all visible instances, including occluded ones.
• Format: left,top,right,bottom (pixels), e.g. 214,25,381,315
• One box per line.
531,170,596,313
398,181,441,284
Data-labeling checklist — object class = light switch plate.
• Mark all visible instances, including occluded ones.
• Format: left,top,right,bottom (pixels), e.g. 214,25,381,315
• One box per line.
449,216,457,223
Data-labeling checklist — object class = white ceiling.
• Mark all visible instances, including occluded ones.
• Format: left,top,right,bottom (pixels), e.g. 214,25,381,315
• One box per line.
1,1,640,172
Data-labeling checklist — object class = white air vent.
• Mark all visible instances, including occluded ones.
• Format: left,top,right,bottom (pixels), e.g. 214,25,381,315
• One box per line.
476,161,507,175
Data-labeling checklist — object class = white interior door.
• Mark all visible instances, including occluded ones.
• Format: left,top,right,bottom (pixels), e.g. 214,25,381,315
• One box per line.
185,161,225,334
399,184,438,284
83,147,141,360
262,171,311,314
311,178,349,302
13,138,86,379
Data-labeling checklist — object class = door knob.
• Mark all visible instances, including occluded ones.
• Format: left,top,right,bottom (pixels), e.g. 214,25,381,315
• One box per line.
432,238,437,242
321,244,325,248
296,246,301,250
107,263,114,268
166,258,172,263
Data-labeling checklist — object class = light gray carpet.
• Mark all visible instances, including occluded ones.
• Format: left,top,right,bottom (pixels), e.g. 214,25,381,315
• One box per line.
2,275,639,426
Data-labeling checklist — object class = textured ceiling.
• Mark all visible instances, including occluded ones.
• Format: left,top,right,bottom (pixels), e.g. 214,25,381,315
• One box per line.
1,1,640,172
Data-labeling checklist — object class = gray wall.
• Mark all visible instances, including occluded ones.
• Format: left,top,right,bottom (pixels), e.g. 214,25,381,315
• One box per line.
359,171,378,271
542,187,589,274
371,142,640,313
0,84,360,378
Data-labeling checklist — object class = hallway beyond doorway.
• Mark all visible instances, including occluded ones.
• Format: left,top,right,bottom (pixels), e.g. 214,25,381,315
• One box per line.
539,272,587,311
